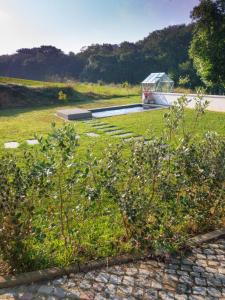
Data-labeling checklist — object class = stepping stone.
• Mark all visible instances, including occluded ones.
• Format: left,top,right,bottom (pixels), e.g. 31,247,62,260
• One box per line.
83,121,99,125
27,139,39,145
100,126,118,131
124,136,143,142
103,128,121,133
107,129,125,135
114,132,133,138
92,123,109,127
86,132,100,137
4,142,19,149
92,125,108,129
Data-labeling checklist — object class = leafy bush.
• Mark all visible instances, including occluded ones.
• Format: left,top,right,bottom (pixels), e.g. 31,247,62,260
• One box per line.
37,123,79,246
84,94,225,252
0,154,36,271
0,94,224,272
58,90,67,101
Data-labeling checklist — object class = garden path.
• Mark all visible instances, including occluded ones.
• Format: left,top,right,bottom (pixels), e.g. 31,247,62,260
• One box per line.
3,119,145,149
85,120,144,141
1,238,225,300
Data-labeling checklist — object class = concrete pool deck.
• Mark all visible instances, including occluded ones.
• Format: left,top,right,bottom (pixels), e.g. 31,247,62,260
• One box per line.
56,95,225,121
57,108,92,120
56,104,162,120
151,92,225,113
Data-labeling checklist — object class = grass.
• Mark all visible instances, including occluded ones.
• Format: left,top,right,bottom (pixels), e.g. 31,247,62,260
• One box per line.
0,77,225,273
1,99,225,149
0,76,140,96
1,77,224,148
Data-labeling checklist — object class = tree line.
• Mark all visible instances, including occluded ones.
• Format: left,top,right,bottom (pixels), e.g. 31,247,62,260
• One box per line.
0,0,224,90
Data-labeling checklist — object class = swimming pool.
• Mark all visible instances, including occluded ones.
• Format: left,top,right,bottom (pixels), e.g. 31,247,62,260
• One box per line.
91,104,160,118
57,104,163,120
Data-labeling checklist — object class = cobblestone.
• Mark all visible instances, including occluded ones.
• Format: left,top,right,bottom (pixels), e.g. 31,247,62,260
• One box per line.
194,278,206,286
207,287,222,297
1,238,225,299
192,286,207,296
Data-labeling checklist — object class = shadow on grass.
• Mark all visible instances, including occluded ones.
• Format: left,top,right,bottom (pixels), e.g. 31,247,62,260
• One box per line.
0,84,138,117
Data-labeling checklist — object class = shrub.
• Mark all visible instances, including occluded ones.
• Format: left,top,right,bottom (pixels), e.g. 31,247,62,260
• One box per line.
0,93,224,272
58,90,67,101
37,123,80,247
84,93,225,252
0,124,82,271
178,75,190,88
0,154,35,271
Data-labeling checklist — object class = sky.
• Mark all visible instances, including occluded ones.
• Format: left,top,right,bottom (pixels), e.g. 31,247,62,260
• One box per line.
0,0,199,55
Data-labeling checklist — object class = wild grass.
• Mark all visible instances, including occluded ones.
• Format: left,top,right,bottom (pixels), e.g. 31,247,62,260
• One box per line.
0,78,225,273
0,100,224,148
0,76,140,96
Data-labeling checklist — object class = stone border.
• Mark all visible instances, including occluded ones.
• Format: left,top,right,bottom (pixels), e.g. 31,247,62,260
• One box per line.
153,91,225,99
189,228,225,245
0,228,225,289
0,253,147,289
89,103,143,113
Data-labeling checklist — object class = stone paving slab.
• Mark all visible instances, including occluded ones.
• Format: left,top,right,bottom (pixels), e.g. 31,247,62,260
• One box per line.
57,109,92,120
87,121,143,142
102,128,121,133
85,133,100,137
4,142,19,149
1,238,225,299
124,136,144,142
26,139,39,145
99,127,118,132
92,123,109,128
106,130,125,135
114,132,133,138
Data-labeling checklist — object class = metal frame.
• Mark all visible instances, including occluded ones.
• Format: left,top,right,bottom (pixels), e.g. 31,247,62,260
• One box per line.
141,73,174,104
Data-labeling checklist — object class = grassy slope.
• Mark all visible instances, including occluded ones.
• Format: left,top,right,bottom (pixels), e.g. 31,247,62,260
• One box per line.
0,76,140,95
0,77,225,149
0,77,225,271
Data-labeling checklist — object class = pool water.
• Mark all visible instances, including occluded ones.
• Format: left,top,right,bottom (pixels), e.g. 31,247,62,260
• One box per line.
92,106,145,118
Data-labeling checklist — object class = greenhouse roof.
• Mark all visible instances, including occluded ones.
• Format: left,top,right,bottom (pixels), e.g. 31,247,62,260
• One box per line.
142,72,173,84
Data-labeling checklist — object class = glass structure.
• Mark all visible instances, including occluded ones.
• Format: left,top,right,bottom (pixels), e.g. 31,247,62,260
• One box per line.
142,73,174,103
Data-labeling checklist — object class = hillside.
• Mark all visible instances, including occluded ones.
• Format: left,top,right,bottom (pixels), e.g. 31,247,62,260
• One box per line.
0,77,139,109
0,24,201,88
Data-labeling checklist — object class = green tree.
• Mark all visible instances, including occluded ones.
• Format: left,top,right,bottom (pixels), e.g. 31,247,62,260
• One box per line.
0,24,198,86
178,75,191,88
189,0,225,89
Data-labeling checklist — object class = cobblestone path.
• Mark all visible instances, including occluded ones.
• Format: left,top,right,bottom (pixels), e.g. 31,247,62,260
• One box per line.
1,239,225,300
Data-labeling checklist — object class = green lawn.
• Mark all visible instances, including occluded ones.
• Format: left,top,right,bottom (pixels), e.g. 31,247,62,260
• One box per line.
1,98,225,150
0,78,225,273
1,77,224,149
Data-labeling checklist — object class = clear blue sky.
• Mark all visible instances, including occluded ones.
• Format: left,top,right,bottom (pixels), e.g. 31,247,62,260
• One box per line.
0,0,199,55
